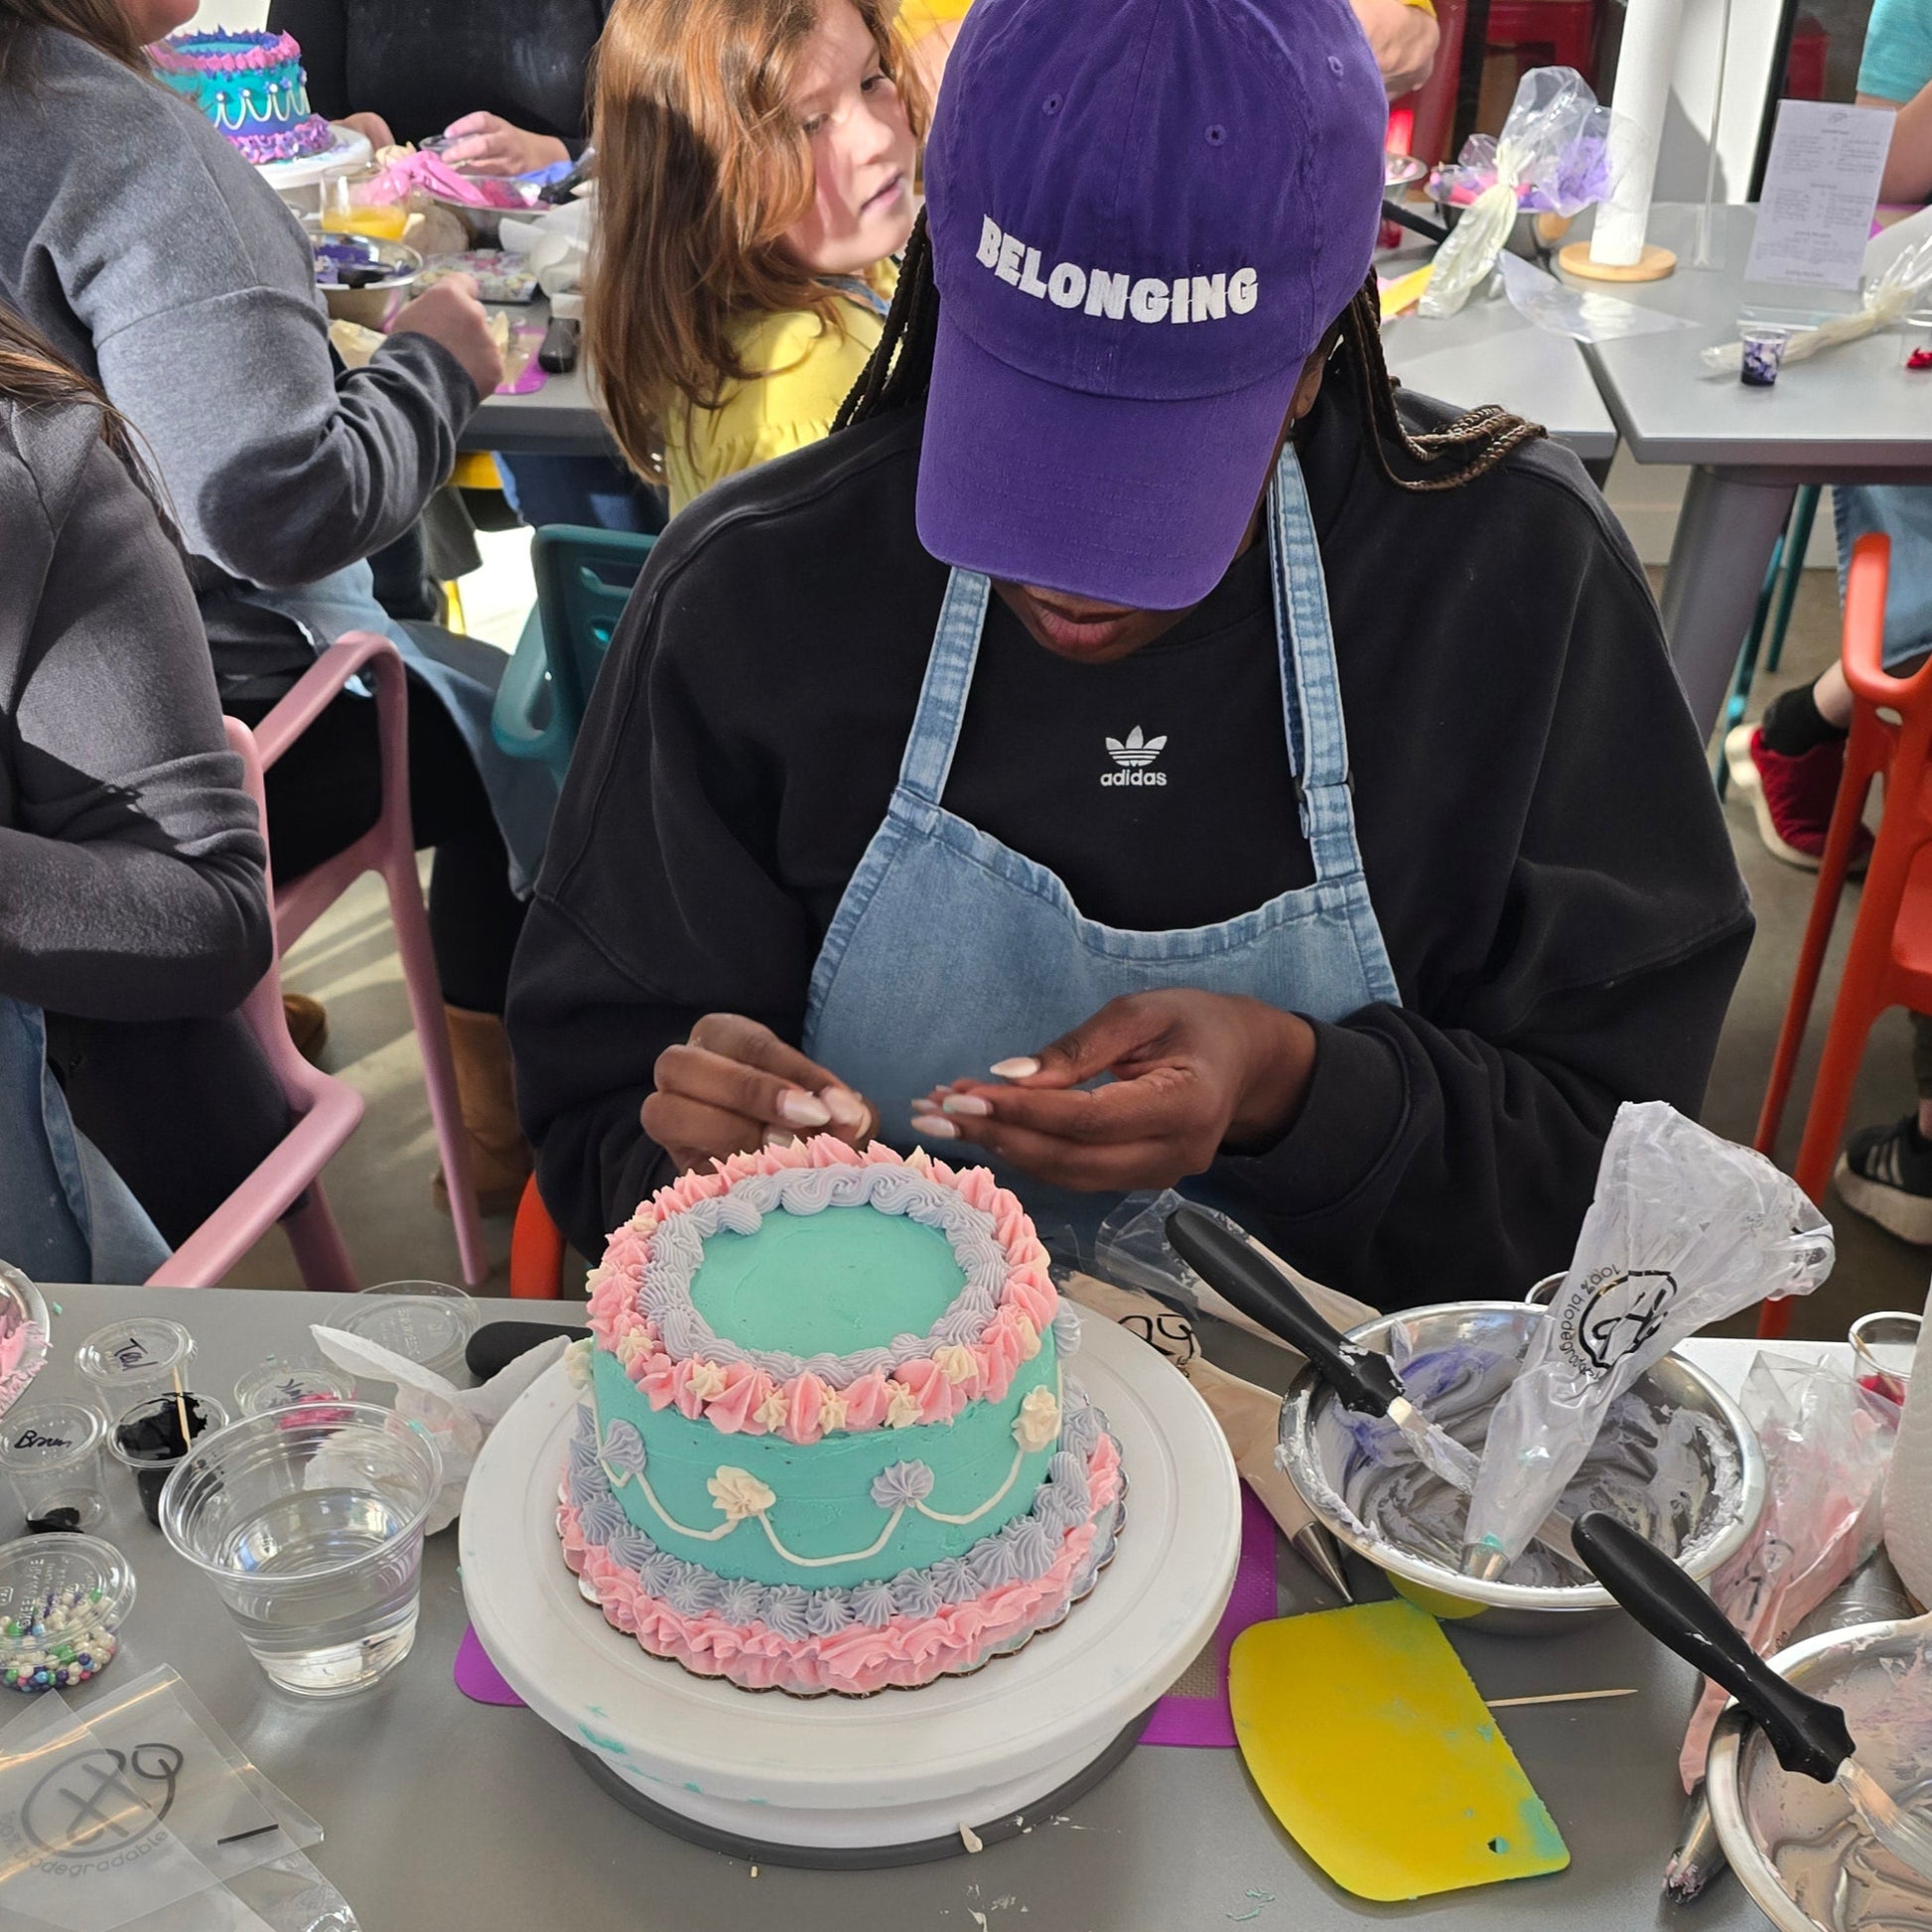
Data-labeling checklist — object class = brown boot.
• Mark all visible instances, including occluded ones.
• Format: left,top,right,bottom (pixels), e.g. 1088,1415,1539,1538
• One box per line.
431,1005,534,1218
283,993,329,1064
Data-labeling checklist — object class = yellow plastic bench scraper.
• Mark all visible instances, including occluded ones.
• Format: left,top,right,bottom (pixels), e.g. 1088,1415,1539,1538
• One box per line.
1228,1598,1569,1901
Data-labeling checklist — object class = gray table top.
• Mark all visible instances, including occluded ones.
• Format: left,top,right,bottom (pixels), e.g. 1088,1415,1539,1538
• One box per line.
472,290,1623,469
1567,203,1932,476
20,1287,1781,1932
1382,279,1619,463
467,299,614,458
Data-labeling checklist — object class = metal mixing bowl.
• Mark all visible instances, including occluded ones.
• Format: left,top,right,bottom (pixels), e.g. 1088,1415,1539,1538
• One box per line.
1707,1618,1932,1932
1277,1301,1766,1636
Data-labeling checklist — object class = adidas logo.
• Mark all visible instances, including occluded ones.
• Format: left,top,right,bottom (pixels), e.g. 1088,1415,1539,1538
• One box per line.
1102,727,1168,786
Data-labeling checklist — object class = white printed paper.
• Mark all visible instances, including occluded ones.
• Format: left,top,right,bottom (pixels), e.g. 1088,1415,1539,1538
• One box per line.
1746,99,1895,290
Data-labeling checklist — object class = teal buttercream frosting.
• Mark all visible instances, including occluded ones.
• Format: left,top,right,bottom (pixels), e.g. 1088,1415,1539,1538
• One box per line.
591,1340,1060,1588
687,1206,965,1357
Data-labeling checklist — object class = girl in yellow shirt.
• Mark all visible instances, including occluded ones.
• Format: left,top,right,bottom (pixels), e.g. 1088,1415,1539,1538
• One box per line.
587,0,924,515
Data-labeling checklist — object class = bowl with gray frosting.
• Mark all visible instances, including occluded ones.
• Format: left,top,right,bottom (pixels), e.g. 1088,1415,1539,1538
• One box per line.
1277,1300,1765,1635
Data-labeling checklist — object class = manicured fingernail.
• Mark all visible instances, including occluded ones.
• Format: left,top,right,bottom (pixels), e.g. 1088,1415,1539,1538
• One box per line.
819,1085,868,1127
942,1094,992,1118
990,1057,1040,1080
910,1113,959,1140
779,1090,832,1127
762,1127,798,1149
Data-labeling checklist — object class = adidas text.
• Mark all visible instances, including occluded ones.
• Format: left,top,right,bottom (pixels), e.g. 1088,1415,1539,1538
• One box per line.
1100,769,1167,785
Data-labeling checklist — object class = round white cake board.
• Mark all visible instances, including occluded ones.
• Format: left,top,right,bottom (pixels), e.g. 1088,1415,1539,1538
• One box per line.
460,1313,1241,1856
255,123,371,193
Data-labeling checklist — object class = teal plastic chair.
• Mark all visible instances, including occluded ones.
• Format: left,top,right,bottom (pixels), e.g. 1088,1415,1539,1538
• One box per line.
491,526,656,783
1715,484,1823,796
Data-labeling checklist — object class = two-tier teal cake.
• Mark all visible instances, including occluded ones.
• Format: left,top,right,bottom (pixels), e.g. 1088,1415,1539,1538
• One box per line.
560,1137,1123,1695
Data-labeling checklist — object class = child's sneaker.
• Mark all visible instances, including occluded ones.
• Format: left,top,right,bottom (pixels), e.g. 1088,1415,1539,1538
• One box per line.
1837,1115,1932,1244
1724,723,1871,871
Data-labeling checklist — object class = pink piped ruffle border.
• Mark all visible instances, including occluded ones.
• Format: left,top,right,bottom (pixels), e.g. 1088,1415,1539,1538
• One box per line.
585,1137,1059,1445
150,30,306,74
560,1432,1122,1696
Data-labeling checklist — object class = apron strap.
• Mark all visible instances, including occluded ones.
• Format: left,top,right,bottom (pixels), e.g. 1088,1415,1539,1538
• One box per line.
895,568,991,805
1267,444,1371,882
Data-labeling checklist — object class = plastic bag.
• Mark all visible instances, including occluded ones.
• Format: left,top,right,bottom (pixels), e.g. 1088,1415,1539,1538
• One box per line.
0,1668,356,1932
308,1324,566,1535
1092,1189,1373,1348
1463,1101,1834,1567
1422,68,1611,319
1701,233,1932,375
1497,252,1696,343
1679,1355,1895,1788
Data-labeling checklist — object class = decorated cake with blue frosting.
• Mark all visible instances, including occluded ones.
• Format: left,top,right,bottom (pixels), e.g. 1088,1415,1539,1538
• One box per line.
150,30,333,166
560,1137,1123,1695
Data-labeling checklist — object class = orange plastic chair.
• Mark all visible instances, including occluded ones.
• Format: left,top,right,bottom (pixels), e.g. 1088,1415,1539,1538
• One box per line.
1753,535,1925,1338
146,721,364,1292
510,1173,567,1299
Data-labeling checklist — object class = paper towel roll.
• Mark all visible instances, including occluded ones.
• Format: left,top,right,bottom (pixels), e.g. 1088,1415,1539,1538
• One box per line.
1592,0,1685,267
1882,1277,1932,1608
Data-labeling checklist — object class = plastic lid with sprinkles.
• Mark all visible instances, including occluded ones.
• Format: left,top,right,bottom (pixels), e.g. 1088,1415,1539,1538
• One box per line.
0,1534,135,1693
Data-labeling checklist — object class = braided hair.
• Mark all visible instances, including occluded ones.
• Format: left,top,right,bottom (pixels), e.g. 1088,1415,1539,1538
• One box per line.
836,210,1545,492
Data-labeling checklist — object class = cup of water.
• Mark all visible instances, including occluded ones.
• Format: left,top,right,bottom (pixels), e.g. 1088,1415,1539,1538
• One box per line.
159,1401,442,1698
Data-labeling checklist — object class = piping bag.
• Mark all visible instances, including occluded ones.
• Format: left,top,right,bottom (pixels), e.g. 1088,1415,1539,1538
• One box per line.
1462,1102,1834,1580
1165,1206,1581,1565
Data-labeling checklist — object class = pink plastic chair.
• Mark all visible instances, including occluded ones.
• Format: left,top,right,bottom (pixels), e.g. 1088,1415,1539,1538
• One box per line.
145,719,365,1291
160,633,485,1285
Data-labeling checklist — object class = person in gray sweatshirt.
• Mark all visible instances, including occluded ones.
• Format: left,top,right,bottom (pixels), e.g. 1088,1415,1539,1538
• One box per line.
0,301,271,1279
0,0,554,1216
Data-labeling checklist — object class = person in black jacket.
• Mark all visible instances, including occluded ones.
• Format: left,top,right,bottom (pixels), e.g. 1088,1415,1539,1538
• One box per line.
505,0,1752,1310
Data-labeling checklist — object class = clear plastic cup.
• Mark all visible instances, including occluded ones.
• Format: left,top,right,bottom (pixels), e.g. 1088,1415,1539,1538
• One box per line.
233,1358,358,1418
109,1392,229,1528
338,1282,477,1384
74,1317,196,1409
1852,1311,1921,1405
0,1400,109,1531
160,1402,442,1698
0,1534,134,1692
1739,323,1791,387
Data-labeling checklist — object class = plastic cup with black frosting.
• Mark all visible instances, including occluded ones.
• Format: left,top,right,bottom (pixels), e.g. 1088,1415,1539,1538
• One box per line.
110,1393,228,1528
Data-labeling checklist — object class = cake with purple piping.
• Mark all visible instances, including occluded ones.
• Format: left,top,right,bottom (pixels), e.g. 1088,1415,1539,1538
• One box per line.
149,29,333,165
557,1136,1123,1695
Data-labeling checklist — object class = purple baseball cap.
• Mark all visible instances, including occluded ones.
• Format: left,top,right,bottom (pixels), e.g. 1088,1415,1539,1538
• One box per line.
916,0,1387,611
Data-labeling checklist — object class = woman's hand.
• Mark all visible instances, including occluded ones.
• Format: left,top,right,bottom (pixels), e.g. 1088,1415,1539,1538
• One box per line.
1345,0,1439,96
644,1014,875,1174
440,112,571,178
912,992,1316,1192
340,111,395,151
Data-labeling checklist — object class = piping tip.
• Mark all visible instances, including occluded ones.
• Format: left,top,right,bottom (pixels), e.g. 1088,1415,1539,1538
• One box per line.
1664,1790,1726,1903
1289,1523,1354,1602
1461,1545,1513,1585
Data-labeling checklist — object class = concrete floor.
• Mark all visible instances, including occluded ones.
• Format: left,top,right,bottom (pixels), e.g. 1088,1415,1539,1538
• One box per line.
224,563,1930,1343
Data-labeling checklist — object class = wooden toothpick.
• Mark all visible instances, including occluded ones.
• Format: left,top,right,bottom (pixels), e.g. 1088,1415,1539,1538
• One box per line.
1488,1688,1638,1709
170,1364,193,1448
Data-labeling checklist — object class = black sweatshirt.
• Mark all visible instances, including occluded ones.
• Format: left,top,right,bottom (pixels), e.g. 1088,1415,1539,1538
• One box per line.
267,0,612,150
506,376,1754,1311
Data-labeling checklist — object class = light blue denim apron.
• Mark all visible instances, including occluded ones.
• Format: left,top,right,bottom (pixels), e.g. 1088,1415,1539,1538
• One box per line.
242,564,557,895
803,443,1400,1243
0,997,168,1285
